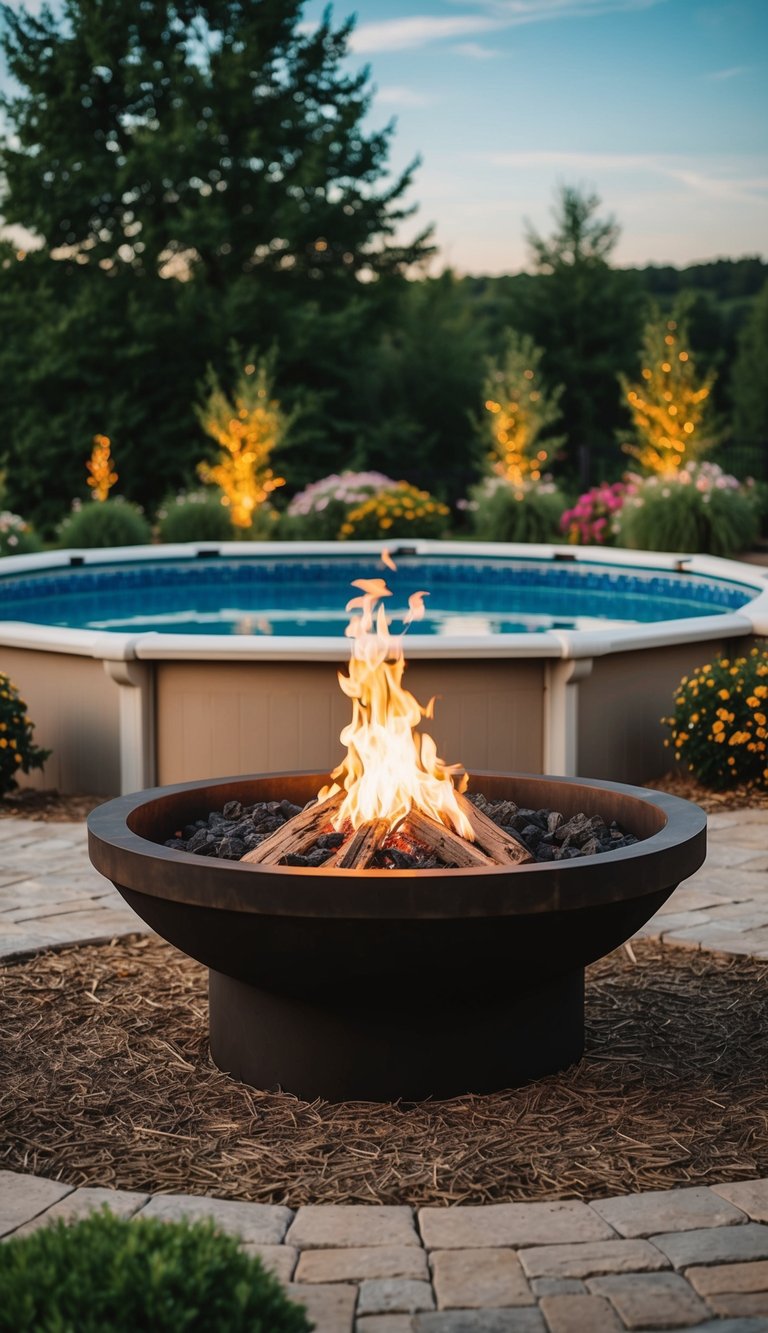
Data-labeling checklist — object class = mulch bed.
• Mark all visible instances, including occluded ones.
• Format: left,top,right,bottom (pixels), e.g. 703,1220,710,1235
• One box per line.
0,789,105,822
1,936,766,1207
646,771,768,813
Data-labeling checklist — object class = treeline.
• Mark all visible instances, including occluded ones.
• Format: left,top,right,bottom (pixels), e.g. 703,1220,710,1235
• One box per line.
0,0,766,534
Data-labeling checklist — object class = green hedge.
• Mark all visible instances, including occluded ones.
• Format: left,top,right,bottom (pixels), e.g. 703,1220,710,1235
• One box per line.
0,1211,312,1333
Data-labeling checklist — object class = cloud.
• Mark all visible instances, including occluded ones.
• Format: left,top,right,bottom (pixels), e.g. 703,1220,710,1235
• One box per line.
376,85,435,107
351,1,667,54
350,16,498,55
706,65,750,80
453,41,500,58
484,149,768,202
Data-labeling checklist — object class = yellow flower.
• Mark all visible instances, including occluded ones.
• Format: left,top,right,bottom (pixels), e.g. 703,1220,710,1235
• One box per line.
718,689,730,700
712,720,725,734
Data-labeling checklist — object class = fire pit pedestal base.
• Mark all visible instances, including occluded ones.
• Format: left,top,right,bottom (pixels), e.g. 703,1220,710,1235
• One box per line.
209,968,585,1103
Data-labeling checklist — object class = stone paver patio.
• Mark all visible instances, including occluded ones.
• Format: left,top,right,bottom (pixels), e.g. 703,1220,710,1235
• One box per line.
2,806,768,1329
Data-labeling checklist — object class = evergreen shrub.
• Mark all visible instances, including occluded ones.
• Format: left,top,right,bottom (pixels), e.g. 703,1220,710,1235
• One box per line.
663,647,768,789
614,464,759,557
58,499,152,549
156,491,235,544
0,674,50,798
469,477,565,544
0,1211,311,1333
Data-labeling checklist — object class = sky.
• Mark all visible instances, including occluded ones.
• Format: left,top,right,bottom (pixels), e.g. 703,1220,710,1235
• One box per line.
1,0,766,275
303,0,768,273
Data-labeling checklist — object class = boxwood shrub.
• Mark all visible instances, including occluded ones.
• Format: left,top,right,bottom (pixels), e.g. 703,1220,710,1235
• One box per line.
0,1211,312,1333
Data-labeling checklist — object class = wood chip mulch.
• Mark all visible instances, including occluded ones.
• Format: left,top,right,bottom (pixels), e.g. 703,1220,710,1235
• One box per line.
1,936,766,1207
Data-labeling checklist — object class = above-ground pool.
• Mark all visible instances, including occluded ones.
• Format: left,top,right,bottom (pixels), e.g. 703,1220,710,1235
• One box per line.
0,549,757,637
2,540,767,797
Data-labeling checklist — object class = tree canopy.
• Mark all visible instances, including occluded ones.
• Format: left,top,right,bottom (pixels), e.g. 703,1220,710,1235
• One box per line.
0,0,431,285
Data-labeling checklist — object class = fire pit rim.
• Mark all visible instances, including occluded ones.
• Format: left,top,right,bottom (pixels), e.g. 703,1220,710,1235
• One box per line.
87,770,706,921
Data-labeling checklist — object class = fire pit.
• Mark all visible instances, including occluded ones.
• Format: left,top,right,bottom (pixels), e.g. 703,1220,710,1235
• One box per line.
88,770,704,1101
88,564,706,1100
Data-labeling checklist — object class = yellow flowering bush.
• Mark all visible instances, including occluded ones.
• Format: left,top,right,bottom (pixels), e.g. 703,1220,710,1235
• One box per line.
338,482,449,539
663,646,768,789
0,674,50,798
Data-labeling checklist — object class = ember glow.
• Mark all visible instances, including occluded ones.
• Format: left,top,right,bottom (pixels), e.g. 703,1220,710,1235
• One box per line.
318,560,474,840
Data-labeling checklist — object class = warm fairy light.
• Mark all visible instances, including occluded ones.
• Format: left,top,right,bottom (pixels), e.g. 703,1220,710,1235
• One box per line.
621,313,715,478
197,357,286,529
86,434,117,502
319,562,474,840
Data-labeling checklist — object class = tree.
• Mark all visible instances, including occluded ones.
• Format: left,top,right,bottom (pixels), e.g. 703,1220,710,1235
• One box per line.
518,186,643,485
349,272,488,499
0,0,433,527
196,350,289,529
0,0,430,287
480,332,564,487
731,280,768,464
620,305,716,477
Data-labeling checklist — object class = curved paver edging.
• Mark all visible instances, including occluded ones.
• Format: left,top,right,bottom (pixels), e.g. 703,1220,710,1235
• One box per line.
2,810,768,1330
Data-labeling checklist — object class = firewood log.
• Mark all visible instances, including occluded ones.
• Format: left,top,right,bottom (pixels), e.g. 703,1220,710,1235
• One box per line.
333,818,390,869
404,809,497,868
457,794,534,865
241,791,343,866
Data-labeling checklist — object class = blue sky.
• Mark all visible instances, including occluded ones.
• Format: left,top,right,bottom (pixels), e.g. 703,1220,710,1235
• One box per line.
2,0,766,274
304,0,768,272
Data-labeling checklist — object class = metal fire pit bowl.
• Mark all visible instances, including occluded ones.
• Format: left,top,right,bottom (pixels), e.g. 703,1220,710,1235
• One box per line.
88,772,706,1102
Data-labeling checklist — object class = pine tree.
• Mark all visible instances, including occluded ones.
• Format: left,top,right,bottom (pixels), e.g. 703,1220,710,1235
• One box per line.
731,280,768,458
481,332,565,489
621,308,716,477
519,186,642,484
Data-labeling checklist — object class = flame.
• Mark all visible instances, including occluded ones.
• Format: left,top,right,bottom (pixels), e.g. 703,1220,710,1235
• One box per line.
319,565,473,840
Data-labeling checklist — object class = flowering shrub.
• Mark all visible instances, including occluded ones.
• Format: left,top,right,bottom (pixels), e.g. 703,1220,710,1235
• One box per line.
0,510,41,557
560,481,635,545
663,648,768,789
613,463,759,557
467,476,565,544
0,674,50,798
339,482,449,539
156,490,235,543
283,471,396,540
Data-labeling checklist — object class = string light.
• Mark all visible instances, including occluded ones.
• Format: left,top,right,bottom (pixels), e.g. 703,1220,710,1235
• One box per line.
197,359,287,528
86,434,118,502
621,314,716,478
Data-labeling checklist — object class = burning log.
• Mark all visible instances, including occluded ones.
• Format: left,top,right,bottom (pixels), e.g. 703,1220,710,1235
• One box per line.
333,818,390,869
404,809,497,868
241,792,342,866
457,794,534,866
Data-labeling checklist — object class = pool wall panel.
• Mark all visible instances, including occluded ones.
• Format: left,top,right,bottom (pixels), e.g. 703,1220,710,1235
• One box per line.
155,660,546,785
1,647,121,796
577,638,732,783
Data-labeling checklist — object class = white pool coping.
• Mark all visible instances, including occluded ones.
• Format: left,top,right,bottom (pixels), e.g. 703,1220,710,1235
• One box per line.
1,539,767,664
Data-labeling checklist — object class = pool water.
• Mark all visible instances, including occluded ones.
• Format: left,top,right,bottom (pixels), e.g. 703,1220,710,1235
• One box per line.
0,554,755,637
